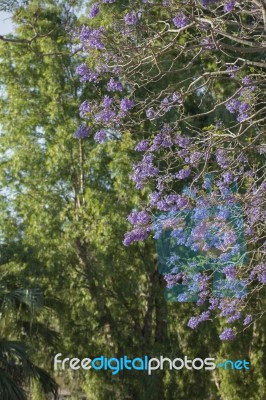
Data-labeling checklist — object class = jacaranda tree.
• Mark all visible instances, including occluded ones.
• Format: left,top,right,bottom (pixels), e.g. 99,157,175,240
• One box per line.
74,0,266,341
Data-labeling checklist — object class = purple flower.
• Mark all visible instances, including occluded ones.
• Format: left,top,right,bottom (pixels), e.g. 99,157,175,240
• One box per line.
135,140,149,152
107,77,123,92
219,328,235,341
73,125,91,139
209,297,219,310
123,227,149,246
219,300,237,317
198,311,210,322
95,108,116,123
188,152,202,165
224,0,235,12
164,273,183,289
193,207,209,221
259,272,266,284
237,102,250,122
215,149,230,168
124,11,139,26
201,37,215,49
173,13,189,29
176,136,190,148
222,171,233,183
171,227,187,245
226,99,241,113
76,63,99,83
175,168,191,180
237,112,248,122
132,154,159,189
177,293,188,302
149,191,160,205
89,3,100,18
120,98,134,112
156,194,188,211
128,210,150,225
149,133,164,151
227,312,241,323
243,315,252,326
161,134,172,148
223,265,237,280
79,100,93,117
161,97,172,112
251,263,266,284
201,0,218,7
102,95,113,108
223,230,237,247
172,92,182,103
242,76,256,91
202,176,212,190
94,130,108,143
242,76,252,85
188,317,200,329
239,103,249,113
146,107,155,120
80,27,105,50
227,65,239,78
80,26,92,41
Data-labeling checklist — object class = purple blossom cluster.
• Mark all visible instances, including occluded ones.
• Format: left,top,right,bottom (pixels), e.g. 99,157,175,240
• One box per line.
223,265,237,280
175,135,190,148
164,273,184,288
201,37,215,49
187,311,210,329
79,100,93,117
219,328,235,341
135,140,149,152
149,132,172,152
76,63,99,83
175,168,191,180
225,77,256,121
73,125,91,139
94,130,108,143
224,0,235,12
149,192,189,212
226,65,239,78
107,78,123,92
132,154,159,189
201,0,218,7
120,98,134,113
243,315,252,325
89,3,100,18
250,264,266,284
227,312,241,323
215,149,230,169
128,210,151,225
124,11,139,26
173,13,189,29
80,26,105,50
123,226,150,246
78,93,136,129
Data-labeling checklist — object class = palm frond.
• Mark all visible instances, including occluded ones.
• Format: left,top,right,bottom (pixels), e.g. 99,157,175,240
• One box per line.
0,372,27,400
0,340,58,399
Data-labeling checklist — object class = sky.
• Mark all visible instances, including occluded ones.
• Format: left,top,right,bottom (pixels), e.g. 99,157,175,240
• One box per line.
0,11,16,35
